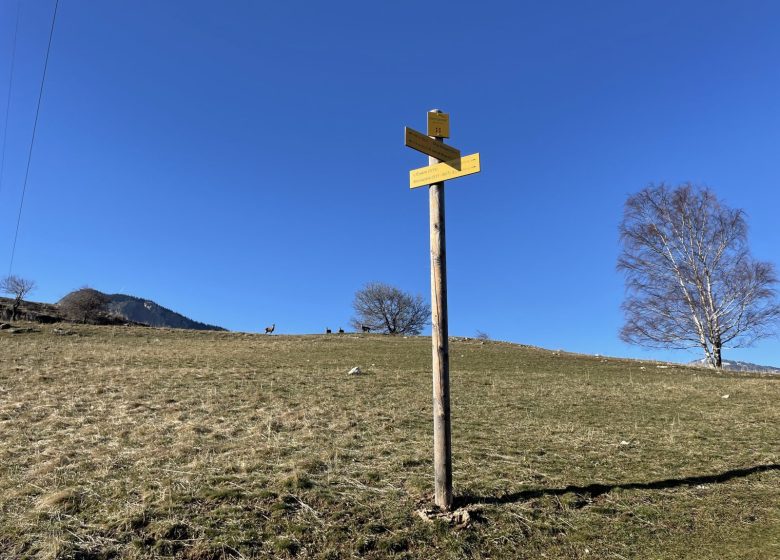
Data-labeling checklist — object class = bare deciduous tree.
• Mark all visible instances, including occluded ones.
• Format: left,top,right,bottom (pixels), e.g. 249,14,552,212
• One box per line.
475,330,490,341
0,275,36,321
618,183,780,368
351,282,430,335
58,287,111,324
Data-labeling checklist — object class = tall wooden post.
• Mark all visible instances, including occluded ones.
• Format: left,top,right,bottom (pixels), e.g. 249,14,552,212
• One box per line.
428,109,452,511
405,109,479,511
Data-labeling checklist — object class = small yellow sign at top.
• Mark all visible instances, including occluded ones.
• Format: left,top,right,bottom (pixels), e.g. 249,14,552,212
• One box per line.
427,112,450,138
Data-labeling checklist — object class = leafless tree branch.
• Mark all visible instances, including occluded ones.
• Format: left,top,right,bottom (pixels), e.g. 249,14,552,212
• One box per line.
1,275,36,321
618,183,780,367
58,287,111,324
350,282,430,335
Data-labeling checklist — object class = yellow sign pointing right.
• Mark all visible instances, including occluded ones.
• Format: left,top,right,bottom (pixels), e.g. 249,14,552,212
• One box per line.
409,153,481,189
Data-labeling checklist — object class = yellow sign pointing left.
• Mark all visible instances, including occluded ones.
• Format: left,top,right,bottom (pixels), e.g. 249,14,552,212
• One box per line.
405,127,461,162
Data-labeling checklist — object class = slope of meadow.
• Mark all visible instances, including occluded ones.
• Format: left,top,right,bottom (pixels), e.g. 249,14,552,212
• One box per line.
0,324,778,559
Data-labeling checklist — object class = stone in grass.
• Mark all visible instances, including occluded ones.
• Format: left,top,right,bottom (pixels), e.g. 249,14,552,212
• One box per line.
416,507,473,529
348,366,362,375
9,327,38,334
0,323,11,330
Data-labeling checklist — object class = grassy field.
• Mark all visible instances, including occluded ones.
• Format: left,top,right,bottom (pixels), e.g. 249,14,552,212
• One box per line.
0,323,778,559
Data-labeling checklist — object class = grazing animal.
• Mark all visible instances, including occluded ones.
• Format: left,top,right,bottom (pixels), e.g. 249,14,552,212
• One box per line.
361,324,371,333
265,323,275,334
326,328,331,334
338,328,344,334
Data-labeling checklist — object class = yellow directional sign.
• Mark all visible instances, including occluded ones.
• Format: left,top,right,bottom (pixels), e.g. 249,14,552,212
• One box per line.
427,112,450,138
404,127,460,162
409,153,480,189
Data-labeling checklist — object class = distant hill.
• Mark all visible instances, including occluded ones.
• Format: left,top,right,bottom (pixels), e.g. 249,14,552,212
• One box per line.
3,292,226,331
688,358,780,374
104,293,226,331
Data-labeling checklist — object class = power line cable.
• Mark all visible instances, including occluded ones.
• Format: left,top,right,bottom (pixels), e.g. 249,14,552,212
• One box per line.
0,0,22,204
8,0,58,276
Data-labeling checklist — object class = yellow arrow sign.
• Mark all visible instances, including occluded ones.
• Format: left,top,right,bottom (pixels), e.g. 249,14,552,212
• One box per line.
404,127,461,162
409,153,481,189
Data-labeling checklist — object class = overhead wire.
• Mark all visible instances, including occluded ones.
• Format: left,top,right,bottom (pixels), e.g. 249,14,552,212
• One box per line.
8,0,59,276
0,0,22,205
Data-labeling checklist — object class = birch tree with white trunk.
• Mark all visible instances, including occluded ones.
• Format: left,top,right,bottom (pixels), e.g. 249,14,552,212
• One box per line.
618,183,780,368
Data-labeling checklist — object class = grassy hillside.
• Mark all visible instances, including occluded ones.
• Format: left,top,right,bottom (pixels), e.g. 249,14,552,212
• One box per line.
0,324,778,559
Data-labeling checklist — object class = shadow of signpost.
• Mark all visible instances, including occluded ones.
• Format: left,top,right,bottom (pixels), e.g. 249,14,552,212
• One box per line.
455,463,780,509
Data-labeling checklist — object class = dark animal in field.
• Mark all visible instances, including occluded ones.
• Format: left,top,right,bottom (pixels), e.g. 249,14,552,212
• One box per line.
265,324,275,334
361,324,371,333
338,328,344,334
326,328,331,334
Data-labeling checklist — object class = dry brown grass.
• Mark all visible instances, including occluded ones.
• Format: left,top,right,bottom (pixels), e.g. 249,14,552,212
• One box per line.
0,323,778,559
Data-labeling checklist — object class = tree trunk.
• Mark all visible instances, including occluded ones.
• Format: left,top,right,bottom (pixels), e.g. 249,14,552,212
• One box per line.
713,344,722,369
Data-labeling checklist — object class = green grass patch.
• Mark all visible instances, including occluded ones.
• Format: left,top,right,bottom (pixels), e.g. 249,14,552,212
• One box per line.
0,324,778,558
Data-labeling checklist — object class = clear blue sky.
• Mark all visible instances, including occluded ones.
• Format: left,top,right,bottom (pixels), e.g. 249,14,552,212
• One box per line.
1,0,778,366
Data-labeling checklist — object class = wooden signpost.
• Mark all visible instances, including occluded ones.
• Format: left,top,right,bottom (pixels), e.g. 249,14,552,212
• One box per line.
404,110,481,511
